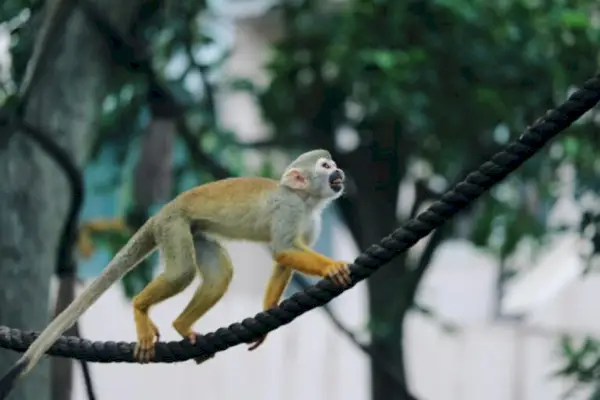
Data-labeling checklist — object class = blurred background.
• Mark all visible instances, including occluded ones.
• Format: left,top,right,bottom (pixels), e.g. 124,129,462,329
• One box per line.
1,0,600,399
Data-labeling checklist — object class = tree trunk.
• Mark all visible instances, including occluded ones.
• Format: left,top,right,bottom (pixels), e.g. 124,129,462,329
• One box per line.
367,254,413,400
0,1,143,399
369,317,409,400
351,178,417,400
133,118,175,208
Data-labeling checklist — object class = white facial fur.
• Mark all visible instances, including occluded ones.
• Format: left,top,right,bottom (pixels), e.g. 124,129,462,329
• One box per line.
315,157,337,173
279,150,345,201
312,157,344,199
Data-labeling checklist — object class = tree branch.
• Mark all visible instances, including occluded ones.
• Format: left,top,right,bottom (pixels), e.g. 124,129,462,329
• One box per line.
406,225,449,301
403,157,492,310
17,0,78,107
176,118,231,180
237,138,307,149
291,274,411,391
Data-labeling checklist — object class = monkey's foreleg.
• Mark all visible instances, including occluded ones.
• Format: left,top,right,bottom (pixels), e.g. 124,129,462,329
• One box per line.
247,264,292,351
274,241,351,287
171,238,233,364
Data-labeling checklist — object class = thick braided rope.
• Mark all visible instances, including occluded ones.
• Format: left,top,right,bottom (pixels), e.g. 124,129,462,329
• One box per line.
1,74,600,363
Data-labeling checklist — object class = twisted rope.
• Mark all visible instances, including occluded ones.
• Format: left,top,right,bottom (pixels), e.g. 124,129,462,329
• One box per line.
1,74,600,363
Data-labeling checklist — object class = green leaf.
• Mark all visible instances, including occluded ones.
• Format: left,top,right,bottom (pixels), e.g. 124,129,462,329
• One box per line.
560,336,576,358
559,10,589,29
258,158,277,179
227,78,257,93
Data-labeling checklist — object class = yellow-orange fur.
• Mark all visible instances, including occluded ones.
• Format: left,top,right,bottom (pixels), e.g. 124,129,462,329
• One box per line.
176,177,279,242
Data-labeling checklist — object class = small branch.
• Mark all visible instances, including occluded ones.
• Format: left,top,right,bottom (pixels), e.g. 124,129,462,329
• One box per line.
411,302,460,333
291,275,368,350
406,225,449,301
404,156,492,302
238,138,297,148
291,274,409,389
409,179,442,219
197,63,216,123
176,118,231,180
77,0,152,74
17,0,77,106
181,34,216,122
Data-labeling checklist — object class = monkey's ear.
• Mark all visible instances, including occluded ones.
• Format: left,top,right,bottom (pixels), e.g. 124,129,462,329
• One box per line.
281,168,309,190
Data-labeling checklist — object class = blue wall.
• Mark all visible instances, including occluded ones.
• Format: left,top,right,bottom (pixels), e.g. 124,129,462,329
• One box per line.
78,144,128,278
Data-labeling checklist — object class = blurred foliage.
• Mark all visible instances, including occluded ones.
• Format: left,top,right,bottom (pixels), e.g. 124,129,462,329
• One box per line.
3,0,600,395
226,0,600,395
554,336,600,398
238,0,600,259
0,0,248,296
555,204,600,397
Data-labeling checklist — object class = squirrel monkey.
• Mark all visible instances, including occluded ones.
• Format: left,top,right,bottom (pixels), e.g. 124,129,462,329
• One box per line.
1,149,350,388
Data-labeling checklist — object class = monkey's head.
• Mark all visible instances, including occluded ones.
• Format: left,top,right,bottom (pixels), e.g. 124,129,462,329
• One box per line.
280,149,345,200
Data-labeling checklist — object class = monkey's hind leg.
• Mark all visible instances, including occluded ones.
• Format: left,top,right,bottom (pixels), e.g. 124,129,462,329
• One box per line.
132,217,197,363
247,263,292,351
172,234,233,364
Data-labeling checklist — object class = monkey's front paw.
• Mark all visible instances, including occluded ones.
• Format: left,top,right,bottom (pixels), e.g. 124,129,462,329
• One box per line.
325,261,352,287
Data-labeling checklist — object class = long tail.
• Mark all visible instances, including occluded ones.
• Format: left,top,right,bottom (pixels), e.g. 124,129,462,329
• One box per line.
0,363,27,400
0,222,156,400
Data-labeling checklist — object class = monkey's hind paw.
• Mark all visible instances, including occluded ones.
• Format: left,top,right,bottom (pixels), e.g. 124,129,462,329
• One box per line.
133,340,156,364
189,335,215,365
193,353,215,365
134,323,160,363
185,331,199,345
149,320,161,339
179,331,215,365
247,334,267,351
326,261,352,287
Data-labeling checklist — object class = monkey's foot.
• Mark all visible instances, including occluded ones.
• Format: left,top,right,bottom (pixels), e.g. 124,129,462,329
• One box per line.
174,328,215,364
133,316,160,363
148,320,160,339
193,353,215,365
247,334,267,351
186,332,215,364
326,261,352,287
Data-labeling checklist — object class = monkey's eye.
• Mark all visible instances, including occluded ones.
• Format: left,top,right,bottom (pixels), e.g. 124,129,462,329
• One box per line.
321,162,331,169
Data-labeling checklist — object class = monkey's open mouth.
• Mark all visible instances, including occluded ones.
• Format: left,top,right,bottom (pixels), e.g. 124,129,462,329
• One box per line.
329,172,344,192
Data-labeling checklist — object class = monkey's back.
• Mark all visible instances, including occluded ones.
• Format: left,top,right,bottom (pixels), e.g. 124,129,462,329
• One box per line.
175,177,280,242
